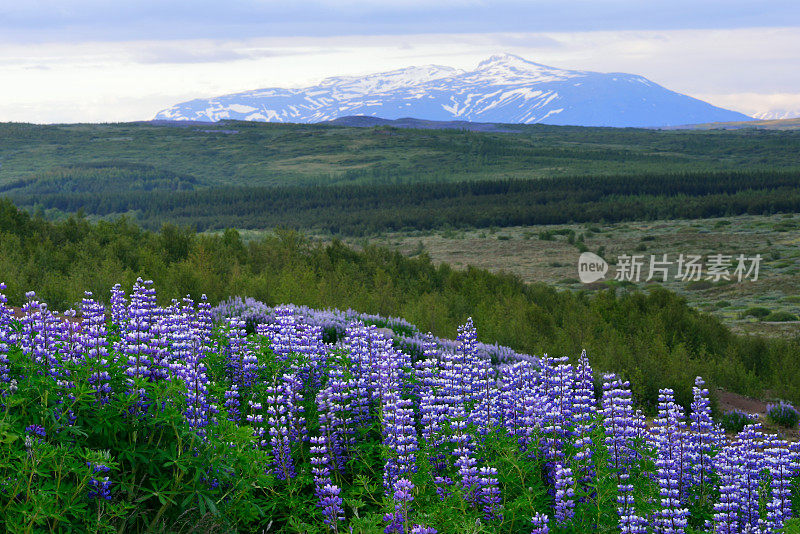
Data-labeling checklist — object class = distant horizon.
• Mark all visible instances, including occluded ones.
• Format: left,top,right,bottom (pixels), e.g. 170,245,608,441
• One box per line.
2,52,790,126
1,1,799,123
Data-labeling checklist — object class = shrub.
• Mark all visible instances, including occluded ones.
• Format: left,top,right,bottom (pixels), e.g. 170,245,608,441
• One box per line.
720,409,757,433
767,401,800,428
743,307,771,319
764,311,799,322
686,280,714,291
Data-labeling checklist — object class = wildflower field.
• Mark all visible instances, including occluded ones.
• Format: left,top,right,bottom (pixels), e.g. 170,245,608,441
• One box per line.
1,279,799,533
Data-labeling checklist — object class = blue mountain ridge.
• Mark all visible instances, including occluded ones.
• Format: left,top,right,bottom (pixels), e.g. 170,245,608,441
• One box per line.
155,53,752,128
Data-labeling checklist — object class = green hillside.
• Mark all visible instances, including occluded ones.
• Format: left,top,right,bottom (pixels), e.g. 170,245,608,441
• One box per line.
2,121,800,190
2,120,800,233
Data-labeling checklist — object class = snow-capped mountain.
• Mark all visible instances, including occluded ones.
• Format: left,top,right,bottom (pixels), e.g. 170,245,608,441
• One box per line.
752,110,800,121
155,54,752,127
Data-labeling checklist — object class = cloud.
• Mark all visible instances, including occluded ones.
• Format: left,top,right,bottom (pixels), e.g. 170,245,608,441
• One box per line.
136,47,252,65
697,93,800,119
2,1,799,43
135,45,324,65
486,34,564,49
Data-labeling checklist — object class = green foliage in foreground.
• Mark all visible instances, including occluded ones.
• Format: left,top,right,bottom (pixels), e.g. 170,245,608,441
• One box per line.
0,327,784,534
1,340,274,533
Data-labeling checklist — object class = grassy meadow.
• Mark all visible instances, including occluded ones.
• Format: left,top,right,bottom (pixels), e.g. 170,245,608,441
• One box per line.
338,214,800,337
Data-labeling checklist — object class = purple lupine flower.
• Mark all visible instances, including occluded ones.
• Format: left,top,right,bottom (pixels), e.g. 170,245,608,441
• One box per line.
736,424,766,532
87,462,112,500
653,389,689,534
573,351,596,491
553,463,575,525
767,401,800,427
497,362,527,438
462,321,497,438
468,363,498,437
410,526,436,534
223,384,241,423
81,293,112,404
148,308,171,383
712,442,742,534
519,381,545,457
540,357,572,462
433,476,452,501
417,334,453,475
20,293,56,370
764,437,792,531
310,433,345,532
57,309,84,366
110,283,128,329
181,342,211,437
456,318,480,401
224,317,248,422
454,447,479,505
384,478,415,534
601,375,638,474
0,283,13,393
447,397,480,505
619,509,648,534
477,466,502,520
247,398,268,451
310,435,334,493
530,512,550,534
375,332,418,492
688,377,721,495
712,423,768,534
316,368,354,472
25,424,46,438
260,306,304,362
344,322,378,428
226,317,247,385
282,371,307,444
49,312,79,426
173,297,215,437
319,483,344,532
416,337,441,431
602,375,647,531
196,294,213,345
122,279,156,408
264,378,296,480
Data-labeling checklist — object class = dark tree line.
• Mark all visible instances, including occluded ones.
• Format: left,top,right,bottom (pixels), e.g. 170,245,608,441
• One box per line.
9,169,799,234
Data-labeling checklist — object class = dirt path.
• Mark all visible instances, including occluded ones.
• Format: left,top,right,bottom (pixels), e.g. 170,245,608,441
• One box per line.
715,388,768,418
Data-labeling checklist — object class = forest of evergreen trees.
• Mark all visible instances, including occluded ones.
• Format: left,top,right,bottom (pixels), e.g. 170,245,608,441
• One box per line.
12,169,799,234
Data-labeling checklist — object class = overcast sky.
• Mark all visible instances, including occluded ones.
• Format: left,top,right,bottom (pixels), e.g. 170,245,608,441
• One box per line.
2,0,799,123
